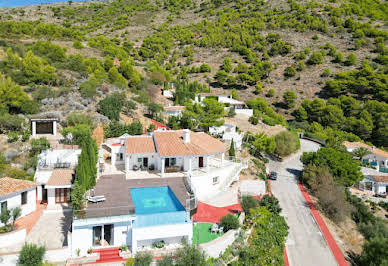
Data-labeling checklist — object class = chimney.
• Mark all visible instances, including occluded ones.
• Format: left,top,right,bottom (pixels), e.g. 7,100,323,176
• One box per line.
183,129,190,143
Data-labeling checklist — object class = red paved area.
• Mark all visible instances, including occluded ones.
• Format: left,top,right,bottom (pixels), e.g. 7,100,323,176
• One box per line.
14,201,46,234
298,180,348,266
193,202,242,223
88,247,126,264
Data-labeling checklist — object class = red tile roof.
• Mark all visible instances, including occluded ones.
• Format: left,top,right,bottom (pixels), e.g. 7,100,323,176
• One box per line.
0,177,37,197
153,130,225,157
371,175,388,183
125,136,156,154
343,141,388,158
46,169,74,186
150,119,170,131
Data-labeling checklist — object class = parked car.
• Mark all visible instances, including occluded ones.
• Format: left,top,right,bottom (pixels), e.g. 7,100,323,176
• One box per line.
269,172,278,180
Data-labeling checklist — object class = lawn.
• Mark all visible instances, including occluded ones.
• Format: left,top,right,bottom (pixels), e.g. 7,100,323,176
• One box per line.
193,222,224,245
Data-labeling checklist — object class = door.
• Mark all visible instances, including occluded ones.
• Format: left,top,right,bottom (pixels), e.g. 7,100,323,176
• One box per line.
42,188,48,202
104,224,114,246
143,157,148,168
165,158,170,167
199,157,204,168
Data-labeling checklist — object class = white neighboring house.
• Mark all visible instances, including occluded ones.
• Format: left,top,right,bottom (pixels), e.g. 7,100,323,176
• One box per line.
165,105,185,118
359,175,388,195
194,93,253,116
209,123,244,150
103,129,248,199
162,90,174,99
343,141,388,173
33,149,81,207
0,178,37,226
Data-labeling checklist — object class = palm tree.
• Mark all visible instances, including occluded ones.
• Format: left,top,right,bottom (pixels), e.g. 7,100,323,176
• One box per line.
353,147,370,161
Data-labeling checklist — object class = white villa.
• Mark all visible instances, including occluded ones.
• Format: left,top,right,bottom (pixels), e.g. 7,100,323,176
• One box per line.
70,176,193,257
343,141,388,173
33,149,81,207
101,129,247,199
195,93,253,116
209,123,244,150
0,178,37,226
165,105,185,118
31,118,58,137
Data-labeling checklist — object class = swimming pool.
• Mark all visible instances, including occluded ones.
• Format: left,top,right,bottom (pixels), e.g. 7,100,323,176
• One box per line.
130,186,184,215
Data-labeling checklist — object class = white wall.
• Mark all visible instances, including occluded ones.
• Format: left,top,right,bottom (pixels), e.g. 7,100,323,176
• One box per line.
0,228,26,248
132,223,192,253
0,188,36,226
235,109,253,116
125,153,158,172
47,188,55,206
190,164,237,199
376,183,388,194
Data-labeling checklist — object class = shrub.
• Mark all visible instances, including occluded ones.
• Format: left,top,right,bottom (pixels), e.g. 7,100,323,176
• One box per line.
249,116,258,125
274,131,300,158
321,68,331,77
241,195,259,215
7,131,20,143
266,88,275,97
174,244,207,266
97,92,126,120
0,208,10,226
199,63,211,73
18,243,46,266
30,137,50,155
157,254,174,266
284,66,296,77
345,53,357,66
259,195,282,215
307,51,324,65
283,90,297,109
134,252,152,266
220,214,239,232
65,113,94,128
73,40,84,49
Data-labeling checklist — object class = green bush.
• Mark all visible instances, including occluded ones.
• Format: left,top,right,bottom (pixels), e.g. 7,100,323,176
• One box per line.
259,195,282,215
18,243,46,266
274,131,300,158
241,195,259,215
284,66,296,77
307,51,324,65
220,214,239,232
97,92,126,120
30,137,51,155
266,88,275,97
7,131,20,143
134,252,152,266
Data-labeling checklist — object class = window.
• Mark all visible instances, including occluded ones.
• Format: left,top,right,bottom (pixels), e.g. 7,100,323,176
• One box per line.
171,158,176,166
1,201,7,214
21,191,27,205
213,176,219,185
116,153,123,161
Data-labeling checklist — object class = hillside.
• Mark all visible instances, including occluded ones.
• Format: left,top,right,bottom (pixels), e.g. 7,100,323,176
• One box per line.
0,0,387,143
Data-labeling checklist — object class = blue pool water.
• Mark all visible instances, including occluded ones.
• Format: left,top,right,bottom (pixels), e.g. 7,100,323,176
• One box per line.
130,186,184,215
0,0,91,8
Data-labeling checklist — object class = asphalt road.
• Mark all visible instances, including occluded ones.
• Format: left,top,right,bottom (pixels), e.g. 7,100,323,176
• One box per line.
268,139,337,266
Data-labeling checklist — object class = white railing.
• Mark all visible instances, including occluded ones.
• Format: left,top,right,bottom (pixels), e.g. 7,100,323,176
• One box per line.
185,174,197,211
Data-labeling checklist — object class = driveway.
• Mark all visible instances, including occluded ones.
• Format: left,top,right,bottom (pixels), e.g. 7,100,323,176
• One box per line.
26,210,72,249
268,139,337,266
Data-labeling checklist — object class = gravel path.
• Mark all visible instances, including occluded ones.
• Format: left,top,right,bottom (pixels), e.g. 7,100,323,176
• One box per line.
268,139,337,266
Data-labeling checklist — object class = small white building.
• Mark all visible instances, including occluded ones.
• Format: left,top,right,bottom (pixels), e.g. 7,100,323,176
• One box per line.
195,93,253,116
209,123,244,150
34,149,81,207
358,175,388,195
165,105,185,118
343,141,388,173
31,118,58,137
0,178,37,226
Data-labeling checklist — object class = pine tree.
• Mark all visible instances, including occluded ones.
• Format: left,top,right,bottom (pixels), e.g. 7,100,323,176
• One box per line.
229,139,236,157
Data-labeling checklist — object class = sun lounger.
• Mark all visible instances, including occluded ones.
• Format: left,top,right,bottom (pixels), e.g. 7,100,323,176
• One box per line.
88,195,106,203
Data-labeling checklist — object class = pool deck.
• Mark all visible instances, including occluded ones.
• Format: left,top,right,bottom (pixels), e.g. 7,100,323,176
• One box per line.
81,174,191,219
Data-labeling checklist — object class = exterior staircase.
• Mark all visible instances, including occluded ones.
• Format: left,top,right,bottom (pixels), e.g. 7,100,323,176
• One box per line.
92,247,126,264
